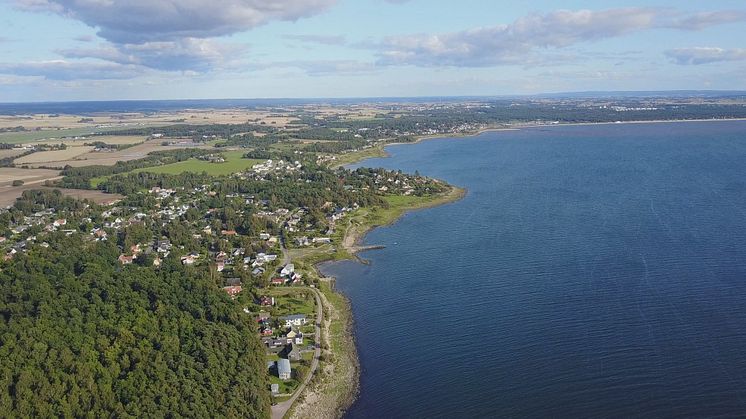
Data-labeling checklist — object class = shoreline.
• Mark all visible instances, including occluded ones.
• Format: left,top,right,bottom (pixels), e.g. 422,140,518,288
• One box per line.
283,115,745,418
286,185,466,419
340,117,746,169
415,117,746,143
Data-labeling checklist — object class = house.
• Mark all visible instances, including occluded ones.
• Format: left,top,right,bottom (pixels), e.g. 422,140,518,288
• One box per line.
223,286,242,298
130,244,142,255
286,330,303,345
181,255,197,265
270,384,280,395
283,343,303,361
259,233,271,240
92,229,107,240
221,230,237,236
216,262,225,272
280,264,295,277
277,359,292,380
257,312,271,322
156,239,171,253
271,277,286,286
281,314,307,327
53,219,67,227
312,237,332,244
267,338,288,350
260,296,275,306
118,254,134,265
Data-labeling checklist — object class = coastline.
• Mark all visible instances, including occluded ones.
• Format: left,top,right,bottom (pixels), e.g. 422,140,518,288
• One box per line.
286,144,466,418
335,117,746,171
283,116,745,418
285,185,465,419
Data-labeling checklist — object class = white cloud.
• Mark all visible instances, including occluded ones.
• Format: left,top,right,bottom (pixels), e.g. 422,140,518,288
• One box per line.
11,0,337,72
58,39,246,72
376,8,746,67
14,0,338,43
666,47,746,65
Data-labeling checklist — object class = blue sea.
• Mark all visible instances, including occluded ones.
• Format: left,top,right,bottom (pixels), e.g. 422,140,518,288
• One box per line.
321,121,746,418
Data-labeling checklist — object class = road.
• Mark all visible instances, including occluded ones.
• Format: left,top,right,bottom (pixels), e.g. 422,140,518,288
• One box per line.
271,286,323,419
280,235,291,266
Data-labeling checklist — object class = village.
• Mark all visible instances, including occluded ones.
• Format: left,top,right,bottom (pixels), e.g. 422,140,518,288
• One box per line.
0,153,446,413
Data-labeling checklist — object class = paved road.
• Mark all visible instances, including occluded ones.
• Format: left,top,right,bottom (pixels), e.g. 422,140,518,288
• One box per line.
271,286,323,419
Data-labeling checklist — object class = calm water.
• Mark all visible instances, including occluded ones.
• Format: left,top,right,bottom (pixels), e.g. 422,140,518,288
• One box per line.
321,121,746,418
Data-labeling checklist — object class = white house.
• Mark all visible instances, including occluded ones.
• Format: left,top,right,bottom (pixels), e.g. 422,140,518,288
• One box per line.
277,359,292,380
280,264,295,277
282,314,307,327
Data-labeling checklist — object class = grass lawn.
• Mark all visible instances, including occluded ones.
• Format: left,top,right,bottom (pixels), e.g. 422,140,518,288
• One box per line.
269,375,300,396
272,293,316,318
90,150,264,186
132,151,263,176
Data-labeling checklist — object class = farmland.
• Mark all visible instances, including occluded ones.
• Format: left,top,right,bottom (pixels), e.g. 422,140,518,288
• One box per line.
0,149,27,160
0,184,122,207
14,146,94,167
18,140,209,169
0,168,61,185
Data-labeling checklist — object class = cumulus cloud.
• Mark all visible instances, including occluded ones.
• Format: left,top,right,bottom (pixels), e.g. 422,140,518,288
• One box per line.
11,0,337,72
58,39,246,72
14,0,338,44
666,47,746,65
376,8,746,67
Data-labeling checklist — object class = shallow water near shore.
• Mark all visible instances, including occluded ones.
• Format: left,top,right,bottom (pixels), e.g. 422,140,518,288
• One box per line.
321,120,746,418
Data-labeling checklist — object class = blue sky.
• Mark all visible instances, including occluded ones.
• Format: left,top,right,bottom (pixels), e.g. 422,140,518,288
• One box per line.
0,0,745,101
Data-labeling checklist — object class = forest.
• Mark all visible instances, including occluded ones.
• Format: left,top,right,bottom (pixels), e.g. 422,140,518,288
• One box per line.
0,234,270,417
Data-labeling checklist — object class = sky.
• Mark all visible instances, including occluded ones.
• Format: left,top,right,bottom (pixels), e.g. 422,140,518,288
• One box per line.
0,0,745,101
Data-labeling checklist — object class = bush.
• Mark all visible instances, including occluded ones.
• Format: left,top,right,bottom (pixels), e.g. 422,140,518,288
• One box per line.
11,180,24,186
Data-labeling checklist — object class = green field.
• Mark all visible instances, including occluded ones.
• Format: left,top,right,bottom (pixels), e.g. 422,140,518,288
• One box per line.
133,151,263,176
90,151,264,187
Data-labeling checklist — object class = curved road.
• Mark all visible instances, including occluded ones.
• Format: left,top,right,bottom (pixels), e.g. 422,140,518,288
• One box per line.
271,286,323,419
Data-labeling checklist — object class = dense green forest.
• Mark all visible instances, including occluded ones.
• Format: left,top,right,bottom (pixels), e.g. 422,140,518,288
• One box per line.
0,235,270,417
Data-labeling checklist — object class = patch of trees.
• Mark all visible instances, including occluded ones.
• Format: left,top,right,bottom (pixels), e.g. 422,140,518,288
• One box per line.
0,150,35,168
0,126,27,133
84,141,138,151
13,189,90,215
103,123,278,141
0,235,270,417
304,139,369,153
